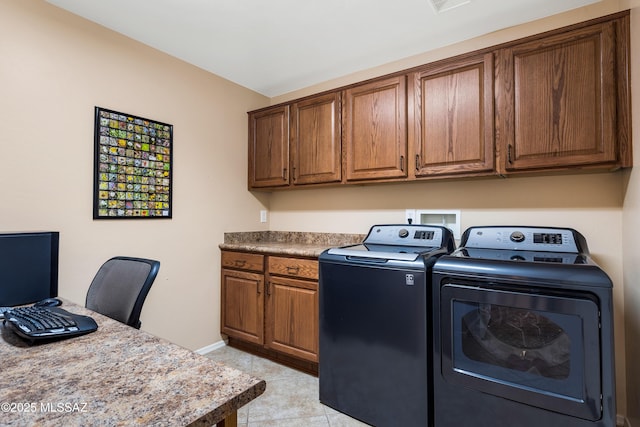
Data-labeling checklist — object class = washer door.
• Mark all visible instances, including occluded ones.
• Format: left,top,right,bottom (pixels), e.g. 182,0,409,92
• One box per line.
440,283,601,421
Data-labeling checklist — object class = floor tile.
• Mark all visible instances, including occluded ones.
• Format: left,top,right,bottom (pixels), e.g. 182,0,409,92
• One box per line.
247,374,326,422
205,345,252,372
250,355,303,382
205,345,371,426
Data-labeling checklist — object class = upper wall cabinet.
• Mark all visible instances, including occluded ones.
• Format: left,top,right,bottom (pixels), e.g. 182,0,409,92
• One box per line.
343,76,408,181
409,52,495,178
249,106,289,188
247,12,630,191
290,92,342,185
495,17,631,173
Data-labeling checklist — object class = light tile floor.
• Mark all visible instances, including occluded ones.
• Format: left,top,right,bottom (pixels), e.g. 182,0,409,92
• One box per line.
205,345,369,427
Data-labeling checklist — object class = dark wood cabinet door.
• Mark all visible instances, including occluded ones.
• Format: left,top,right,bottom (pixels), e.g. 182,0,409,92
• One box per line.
344,76,408,181
410,53,495,177
221,268,264,345
291,92,341,185
265,276,318,362
248,106,289,188
496,21,621,172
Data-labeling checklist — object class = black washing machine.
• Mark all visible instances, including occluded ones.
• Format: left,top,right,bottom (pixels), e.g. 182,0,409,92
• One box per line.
432,226,616,427
319,224,455,427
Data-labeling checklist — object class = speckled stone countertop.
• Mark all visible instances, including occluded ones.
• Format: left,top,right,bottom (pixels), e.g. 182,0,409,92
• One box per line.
219,231,366,258
0,302,265,426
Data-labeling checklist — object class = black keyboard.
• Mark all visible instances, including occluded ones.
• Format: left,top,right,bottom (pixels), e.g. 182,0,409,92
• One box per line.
3,306,98,342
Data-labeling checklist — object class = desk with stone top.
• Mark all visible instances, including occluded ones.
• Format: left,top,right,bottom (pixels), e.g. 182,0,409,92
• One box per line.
0,301,265,426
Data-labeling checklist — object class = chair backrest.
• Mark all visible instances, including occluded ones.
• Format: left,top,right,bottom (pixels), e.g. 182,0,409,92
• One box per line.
85,256,160,329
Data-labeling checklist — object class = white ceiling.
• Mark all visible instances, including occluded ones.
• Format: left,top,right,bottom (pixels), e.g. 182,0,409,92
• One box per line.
46,0,600,97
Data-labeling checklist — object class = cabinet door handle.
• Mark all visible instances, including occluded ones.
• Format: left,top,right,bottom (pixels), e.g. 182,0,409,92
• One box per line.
282,168,287,180
266,281,271,296
508,145,513,164
257,281,262,295
415,154,420,171
286,266,300,275
400,155,405,172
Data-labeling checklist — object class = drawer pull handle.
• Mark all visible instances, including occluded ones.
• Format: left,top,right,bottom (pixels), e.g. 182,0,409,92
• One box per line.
234,260,247,267
286,266,300,275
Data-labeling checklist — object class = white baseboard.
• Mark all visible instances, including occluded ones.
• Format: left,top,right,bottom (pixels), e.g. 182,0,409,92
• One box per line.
195,339,227,355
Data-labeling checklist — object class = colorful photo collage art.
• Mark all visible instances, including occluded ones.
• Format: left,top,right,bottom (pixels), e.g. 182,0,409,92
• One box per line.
94,107,172,218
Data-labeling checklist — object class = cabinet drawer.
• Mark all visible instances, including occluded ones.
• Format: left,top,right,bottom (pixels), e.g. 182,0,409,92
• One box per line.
221,251,264,272
268,256,318,280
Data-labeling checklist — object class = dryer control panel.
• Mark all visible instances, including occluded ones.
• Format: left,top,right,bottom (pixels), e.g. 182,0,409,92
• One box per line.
461,226,587,253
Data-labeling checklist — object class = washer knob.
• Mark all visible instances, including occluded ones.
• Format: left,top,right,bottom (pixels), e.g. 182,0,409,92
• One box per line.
510,231,525,243
398,228,409,238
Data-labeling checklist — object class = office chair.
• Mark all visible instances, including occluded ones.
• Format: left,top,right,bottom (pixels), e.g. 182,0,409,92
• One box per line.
85,256,160,329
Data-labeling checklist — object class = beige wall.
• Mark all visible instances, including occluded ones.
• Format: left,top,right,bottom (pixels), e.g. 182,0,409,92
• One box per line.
0,0,270,350
2,0,638,423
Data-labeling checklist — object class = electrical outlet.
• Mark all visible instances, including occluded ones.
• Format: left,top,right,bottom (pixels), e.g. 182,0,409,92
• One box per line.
260,210,268,223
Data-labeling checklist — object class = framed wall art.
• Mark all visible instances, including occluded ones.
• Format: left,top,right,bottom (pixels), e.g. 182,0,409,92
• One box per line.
93,106,173,219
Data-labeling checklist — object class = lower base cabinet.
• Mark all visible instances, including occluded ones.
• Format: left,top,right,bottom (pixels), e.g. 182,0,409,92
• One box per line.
221,250,319,372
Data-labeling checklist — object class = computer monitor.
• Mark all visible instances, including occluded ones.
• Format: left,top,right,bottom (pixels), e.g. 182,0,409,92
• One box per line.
0,231,59,306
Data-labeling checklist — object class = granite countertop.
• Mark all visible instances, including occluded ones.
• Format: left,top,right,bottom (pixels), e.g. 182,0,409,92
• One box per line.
0,302,265,426
220,231,365,258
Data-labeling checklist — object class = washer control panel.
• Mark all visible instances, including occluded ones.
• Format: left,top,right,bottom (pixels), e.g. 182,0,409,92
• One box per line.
364,224,446,247
462,226,583,253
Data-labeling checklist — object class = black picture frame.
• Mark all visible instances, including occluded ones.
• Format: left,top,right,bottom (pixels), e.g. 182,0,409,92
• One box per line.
93,106,173,219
